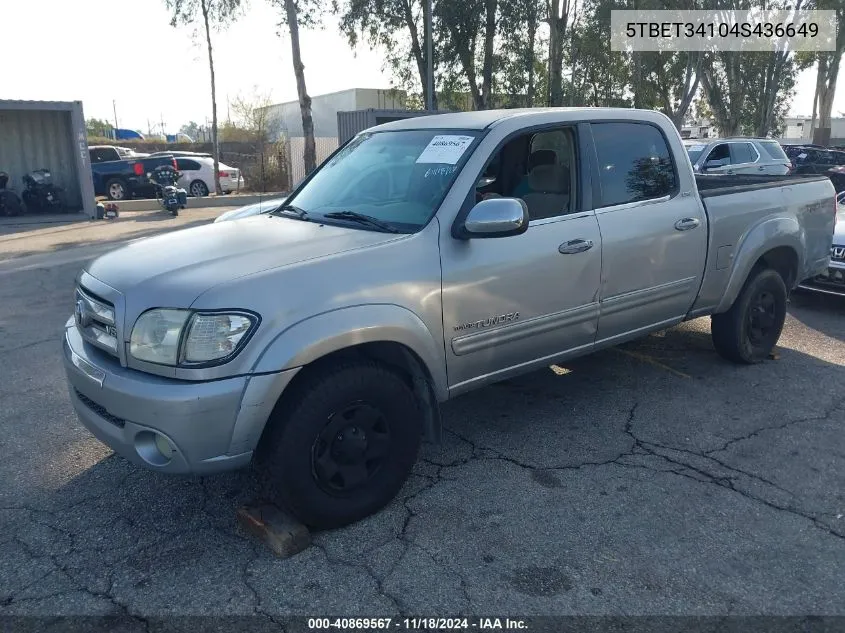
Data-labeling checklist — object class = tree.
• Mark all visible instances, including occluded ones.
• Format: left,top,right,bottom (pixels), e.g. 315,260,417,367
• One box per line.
86,118,114,138
498,0,544,107
338,0,438,110
165,0,242,194
276,0,320,174
809,0,845,145
547,0,574,106
179,121,201,140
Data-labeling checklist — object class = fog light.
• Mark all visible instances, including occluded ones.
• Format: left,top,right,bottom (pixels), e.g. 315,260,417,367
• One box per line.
155,434,174,459
134,430,175,467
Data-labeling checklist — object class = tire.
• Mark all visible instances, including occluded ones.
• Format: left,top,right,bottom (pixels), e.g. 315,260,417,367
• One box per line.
105,179,128,201
257,360,423,529
189,180,209,197
711,267,788,364
0,191,22,217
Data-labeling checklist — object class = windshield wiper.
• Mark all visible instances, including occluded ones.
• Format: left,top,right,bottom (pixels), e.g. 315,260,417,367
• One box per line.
271,203,309,219
321,211,400,233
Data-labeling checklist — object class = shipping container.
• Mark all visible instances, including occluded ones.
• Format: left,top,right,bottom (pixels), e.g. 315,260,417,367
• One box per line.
0,100,96,217
336,109,445,144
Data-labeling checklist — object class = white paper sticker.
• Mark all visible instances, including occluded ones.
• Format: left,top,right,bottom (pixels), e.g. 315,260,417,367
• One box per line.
687,144,705,152
416,135,474,164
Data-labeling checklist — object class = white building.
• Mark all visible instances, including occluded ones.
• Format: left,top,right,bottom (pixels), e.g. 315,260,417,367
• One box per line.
264,88,406,140
781,116,845,144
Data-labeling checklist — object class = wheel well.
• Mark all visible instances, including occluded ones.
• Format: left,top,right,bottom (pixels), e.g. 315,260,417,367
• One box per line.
756,246,798,289
267,341,442,444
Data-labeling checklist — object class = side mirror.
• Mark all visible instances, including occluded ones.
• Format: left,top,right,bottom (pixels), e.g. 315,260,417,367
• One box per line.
456,197,529,239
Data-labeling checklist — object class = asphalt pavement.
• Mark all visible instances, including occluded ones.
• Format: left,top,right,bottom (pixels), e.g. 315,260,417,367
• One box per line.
1,210,844,621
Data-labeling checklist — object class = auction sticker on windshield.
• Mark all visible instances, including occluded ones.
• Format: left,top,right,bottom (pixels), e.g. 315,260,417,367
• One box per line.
416,135,475,164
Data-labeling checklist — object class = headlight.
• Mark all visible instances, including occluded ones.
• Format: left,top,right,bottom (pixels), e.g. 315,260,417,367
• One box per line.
130,309,190,365
183,313,255,363
129,309,257,366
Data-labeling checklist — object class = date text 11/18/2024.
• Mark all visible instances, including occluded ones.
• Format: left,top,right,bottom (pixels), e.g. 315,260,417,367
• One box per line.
307,618,528,630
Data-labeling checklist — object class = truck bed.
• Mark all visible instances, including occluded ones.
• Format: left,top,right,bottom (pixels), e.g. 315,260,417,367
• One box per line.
691,173,836,313
695,173,831,197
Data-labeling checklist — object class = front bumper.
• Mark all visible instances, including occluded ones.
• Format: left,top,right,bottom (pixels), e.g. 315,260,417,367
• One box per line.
63,321,297,474
798,260,845,297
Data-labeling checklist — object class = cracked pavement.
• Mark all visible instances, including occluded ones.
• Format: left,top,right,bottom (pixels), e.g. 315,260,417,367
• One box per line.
1,214,845,619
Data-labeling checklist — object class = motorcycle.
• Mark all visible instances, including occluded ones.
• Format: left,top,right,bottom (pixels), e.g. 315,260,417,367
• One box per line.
22,169,65,213
150,165,187,216
0,171,23,217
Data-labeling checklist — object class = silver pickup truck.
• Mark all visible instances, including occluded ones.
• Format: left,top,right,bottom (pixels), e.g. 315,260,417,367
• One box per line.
63,108,836,528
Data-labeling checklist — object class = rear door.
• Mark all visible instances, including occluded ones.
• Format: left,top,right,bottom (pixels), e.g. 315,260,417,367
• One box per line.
590,121,707,343
176,159,203,191
728,141,761,174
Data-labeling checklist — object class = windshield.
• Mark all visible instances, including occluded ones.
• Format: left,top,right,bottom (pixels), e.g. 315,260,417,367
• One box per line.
285,130,479,232
685,143,707,164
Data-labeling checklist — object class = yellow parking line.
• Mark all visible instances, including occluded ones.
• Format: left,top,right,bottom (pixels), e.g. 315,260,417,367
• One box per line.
613,348,692,379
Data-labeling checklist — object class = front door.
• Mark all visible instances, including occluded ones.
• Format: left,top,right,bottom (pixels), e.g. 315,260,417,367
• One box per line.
439,126,602,394
590,121,707,343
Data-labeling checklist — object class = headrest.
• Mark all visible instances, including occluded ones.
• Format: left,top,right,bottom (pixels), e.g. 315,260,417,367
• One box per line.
527,164,569,194
528,150,556,171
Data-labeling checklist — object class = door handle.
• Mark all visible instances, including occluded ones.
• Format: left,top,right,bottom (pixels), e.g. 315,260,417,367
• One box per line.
726,170,735,175
558,239,594,254
674,218,701,231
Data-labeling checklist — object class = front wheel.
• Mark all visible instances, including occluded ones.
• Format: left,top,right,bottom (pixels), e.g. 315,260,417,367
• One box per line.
711,267,788,364
257,360,423,529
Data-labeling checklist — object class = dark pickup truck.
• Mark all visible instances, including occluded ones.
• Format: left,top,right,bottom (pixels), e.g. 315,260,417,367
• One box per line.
88,146,177,201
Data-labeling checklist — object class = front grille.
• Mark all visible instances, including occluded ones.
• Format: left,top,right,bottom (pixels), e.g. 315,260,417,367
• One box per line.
74,389,125,428
76,286,119,358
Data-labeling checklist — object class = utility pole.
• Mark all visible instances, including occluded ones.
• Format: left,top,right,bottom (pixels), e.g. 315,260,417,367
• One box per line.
112,100,119,135
424,0,434,110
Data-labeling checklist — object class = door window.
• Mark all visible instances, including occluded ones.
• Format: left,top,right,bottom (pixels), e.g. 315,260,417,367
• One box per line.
703,144,731,169
592,122,677,207
476,127,576,221
176,159,201,171
730,143,757,165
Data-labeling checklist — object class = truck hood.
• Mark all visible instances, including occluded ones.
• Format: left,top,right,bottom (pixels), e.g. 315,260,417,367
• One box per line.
85,214,401,301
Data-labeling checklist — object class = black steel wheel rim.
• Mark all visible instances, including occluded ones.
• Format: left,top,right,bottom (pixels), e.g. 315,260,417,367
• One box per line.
748,290,776,344
311,401,392,495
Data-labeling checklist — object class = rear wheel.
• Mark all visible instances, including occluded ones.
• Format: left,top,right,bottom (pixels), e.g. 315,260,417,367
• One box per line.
190,180,209,197
105,179,128,201
711,267,788,364
257,360,423,529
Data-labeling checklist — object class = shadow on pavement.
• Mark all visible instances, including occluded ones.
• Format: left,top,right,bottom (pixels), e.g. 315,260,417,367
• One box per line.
7,319,844,614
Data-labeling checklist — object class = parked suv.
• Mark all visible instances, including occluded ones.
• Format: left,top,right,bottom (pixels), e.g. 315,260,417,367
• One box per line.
684,138,791,175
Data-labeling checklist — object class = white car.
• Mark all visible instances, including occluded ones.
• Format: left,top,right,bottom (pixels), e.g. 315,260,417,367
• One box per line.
175,156,245,197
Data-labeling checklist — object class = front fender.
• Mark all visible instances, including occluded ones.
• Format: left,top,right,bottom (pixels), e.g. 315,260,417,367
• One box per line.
250,304,448,401
714,216,803,314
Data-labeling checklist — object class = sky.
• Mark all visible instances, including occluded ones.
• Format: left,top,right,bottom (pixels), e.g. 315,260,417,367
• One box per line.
3,0,843,132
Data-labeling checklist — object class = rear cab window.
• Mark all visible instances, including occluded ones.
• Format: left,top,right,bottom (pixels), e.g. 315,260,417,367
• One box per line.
591,122,677,207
